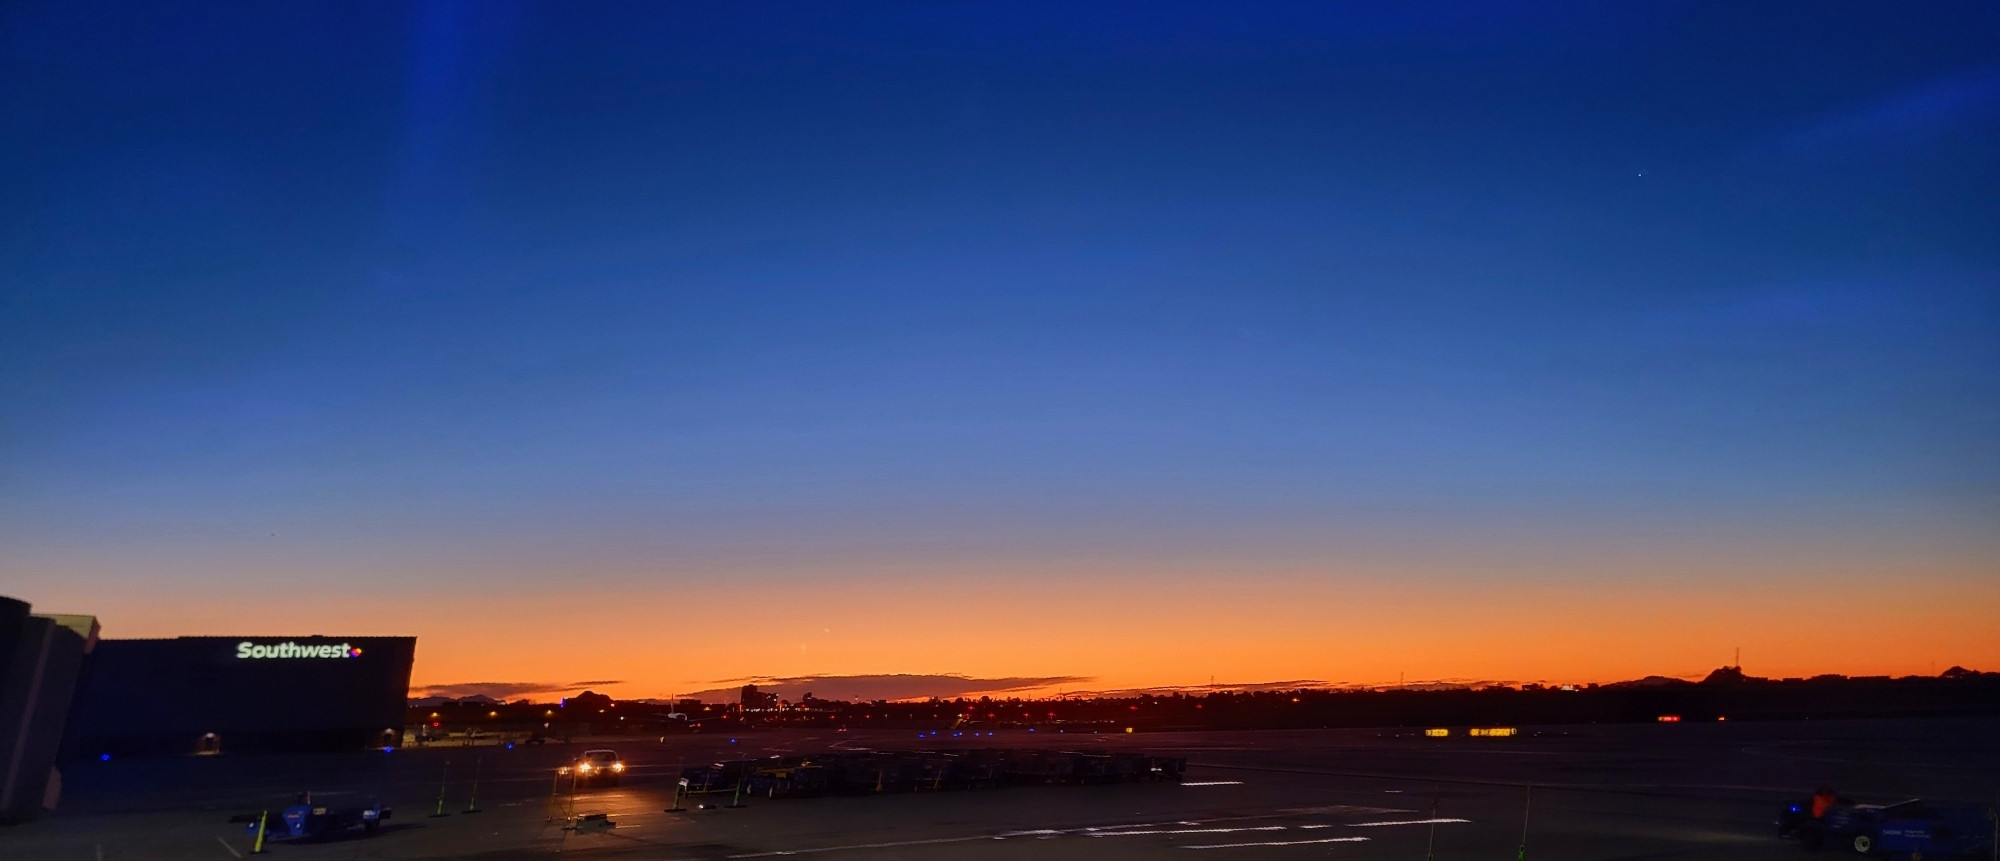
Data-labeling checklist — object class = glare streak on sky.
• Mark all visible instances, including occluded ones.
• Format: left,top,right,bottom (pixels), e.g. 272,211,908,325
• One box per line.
1,2,1997,698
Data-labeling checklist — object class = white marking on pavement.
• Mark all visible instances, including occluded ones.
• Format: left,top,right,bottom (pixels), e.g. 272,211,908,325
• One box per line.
1180,780,1245,786
1348,818,1471,827
995,822,1181,838
728,835,999,857
729,810,1468,857
216,836,244,858
1184,836,1371,849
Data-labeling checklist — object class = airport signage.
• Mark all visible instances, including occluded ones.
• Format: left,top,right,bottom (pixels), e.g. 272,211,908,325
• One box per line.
236,641,364,660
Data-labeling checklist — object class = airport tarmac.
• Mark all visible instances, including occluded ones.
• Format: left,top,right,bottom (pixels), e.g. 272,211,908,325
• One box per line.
5,718,1997,860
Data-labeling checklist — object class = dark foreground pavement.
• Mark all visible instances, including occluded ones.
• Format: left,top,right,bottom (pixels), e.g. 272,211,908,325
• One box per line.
4,718,1997,860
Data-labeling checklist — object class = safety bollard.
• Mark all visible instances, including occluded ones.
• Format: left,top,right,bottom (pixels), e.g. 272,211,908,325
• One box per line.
727,778,746,808
665,778,688,812
464,756,483,814
1516,785,1532,861
430,759,452,817
249,810,269,854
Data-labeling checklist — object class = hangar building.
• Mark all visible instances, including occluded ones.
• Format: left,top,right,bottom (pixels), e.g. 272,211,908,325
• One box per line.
68,635,417,757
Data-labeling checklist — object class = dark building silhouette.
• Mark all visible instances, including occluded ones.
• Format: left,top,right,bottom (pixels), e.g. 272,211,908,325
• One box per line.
0,596,96,822
742,684,779,710
69,635,416,757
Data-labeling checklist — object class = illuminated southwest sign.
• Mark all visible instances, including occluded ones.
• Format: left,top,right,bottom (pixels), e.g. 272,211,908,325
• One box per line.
236,641,364,659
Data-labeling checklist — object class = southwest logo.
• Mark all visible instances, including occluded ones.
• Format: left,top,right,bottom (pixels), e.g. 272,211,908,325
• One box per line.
236,641,362,659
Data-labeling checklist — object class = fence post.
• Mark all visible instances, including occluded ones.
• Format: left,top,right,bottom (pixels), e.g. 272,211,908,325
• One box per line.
546,770,564,822
1426,789,1439,861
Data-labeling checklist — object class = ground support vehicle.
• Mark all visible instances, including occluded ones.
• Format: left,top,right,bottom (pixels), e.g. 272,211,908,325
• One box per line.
1779,797,1995,855
230,794,392,842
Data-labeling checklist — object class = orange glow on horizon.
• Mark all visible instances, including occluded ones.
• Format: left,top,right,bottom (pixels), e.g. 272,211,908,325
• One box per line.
24,564,1996,701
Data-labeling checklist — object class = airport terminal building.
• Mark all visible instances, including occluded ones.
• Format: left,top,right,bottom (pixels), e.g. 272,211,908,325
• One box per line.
1,597,95,822
68,635,417,757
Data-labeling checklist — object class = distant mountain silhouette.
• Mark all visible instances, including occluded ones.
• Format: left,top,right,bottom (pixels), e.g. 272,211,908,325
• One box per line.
1701,665,1763,685
1605,674,1695,689
407,693,501,707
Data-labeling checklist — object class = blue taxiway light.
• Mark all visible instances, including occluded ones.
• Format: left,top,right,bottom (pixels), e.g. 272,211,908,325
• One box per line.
99,753,111,761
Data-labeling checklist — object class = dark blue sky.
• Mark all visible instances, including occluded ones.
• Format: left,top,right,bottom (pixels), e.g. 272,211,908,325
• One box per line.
3,2,1997,689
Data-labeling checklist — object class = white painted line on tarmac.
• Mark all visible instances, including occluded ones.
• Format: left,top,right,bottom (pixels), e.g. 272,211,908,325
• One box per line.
730,811,1470,857
1088,826,1287,837
1279,805,1414,816
1348,818,1471,827
1180,780,1246,786
728,834,1000,857
1184,836,1370,849
216,836,244,858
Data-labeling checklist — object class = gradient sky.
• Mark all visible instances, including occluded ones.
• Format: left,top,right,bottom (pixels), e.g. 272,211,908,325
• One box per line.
4,2,1998,701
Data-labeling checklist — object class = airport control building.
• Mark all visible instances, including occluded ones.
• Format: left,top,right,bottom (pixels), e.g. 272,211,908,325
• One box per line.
68,635,417,757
